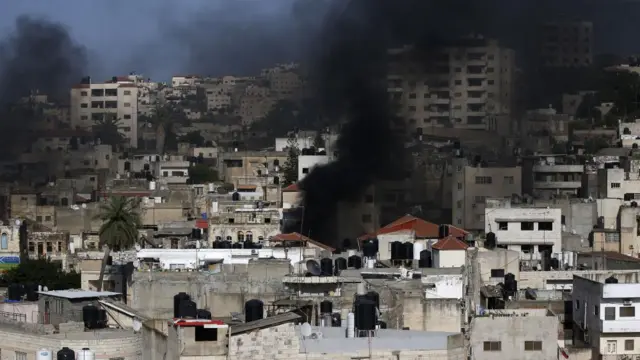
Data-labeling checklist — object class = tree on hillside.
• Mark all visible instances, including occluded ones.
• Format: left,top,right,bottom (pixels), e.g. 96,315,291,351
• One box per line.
187,164,219,184
179,131,205,147
94,197,142,292
282,136,300,186
3,258,80,290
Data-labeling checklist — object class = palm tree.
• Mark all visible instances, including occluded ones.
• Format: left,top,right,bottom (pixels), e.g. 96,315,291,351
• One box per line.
93,116,126,149
94,197,142,292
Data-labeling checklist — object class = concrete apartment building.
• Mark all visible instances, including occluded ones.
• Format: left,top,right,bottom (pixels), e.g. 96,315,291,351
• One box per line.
573,274,640,359
470,309,559,360
484,207,562,262
70,78,139,148
451,157,522,230
388,36,516,131
540,21,594,67
522,154,584,199
620,120,640,148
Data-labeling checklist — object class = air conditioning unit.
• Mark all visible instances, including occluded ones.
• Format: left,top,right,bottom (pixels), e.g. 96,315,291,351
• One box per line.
251,249,258,255
624,299,633,306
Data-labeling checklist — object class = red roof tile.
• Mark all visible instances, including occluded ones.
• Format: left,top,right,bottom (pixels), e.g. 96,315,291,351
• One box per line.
270,232,335,252
195,219,208,229
358,215,439,240
282,183,299,192
432,236,469,251
446,224,470,238
237,184,257,191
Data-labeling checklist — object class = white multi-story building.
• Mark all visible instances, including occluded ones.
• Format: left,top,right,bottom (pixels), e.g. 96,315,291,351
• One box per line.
522,154,584,199
298,155,330,181
389,36,515,131
70,77,139,148
484,207,562,260
619,120,640,149
573,274,640,358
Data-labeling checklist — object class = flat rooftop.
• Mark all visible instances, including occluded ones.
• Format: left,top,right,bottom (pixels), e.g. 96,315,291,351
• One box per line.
298,326,460,353
38,290,121,299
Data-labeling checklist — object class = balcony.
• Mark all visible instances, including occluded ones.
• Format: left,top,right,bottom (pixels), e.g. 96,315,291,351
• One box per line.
533,165,584,173
601,319,640,333
533,181,581,189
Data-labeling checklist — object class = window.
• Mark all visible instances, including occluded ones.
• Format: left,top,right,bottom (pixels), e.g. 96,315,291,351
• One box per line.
457,182,462,190
302,168,309,174
620,306,635,317
475,176,492,184
123,114,131,119
123,90,131,95
538,222,553,231
605,232,620,243
81,115,88,120
605,307,615,320
80,91,88,96
80,103,88,108
575,300,580,309
521,222,534,231
362,214,372,223
503,176,514,184
490,269,505,278
498,222,508,230
611,183,621,188
228,218,234,224
45,216,51,221
123,102,131,107
524,341,542,351
15,351,27,360
626,339,634,351
36,216,42,222
483,341,501,351
237,232,245,242
594,306,599,316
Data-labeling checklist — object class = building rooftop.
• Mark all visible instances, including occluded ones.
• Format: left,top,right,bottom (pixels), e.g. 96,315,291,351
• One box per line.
359,215,468,240
38,290,121,299
432,236,469,251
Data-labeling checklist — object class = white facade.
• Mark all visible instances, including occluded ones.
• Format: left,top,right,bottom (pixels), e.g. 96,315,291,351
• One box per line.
598,167,640,203
432,249,466,268
423,274,464,300
573,275,640,357
70,81,139,148
158,159,190,184
298,155,330,181
485,207,562,259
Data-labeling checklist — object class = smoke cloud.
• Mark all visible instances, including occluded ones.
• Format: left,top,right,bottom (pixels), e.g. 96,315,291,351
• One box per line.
0,15,87,103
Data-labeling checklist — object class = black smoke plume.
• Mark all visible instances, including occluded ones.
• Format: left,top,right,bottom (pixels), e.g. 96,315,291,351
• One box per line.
0,15,87,103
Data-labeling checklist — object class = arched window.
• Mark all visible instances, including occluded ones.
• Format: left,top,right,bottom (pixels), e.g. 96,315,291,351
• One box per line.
237,231,245,242
215,236,222,241
226,236,232,241
258,236,264,242
1,233,7,250
246,231,253,242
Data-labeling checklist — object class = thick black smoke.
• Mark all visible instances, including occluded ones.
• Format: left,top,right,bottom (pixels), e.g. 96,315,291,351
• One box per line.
0,15,87,103
295,0,545,246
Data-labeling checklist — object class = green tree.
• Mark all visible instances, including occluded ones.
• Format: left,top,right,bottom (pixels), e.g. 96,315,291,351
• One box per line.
188,164,219,184
93,116,125,148
179,131,205,147
3,258,80,290
282,136,299,186
584,136,611,154
94,197,142,292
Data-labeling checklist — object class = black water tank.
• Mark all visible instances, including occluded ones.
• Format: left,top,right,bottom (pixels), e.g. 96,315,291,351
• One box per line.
372,238,379,253
196,309,212,319
244,241,254,249
550,258,560,270
403,242,414,260
390,241,403,260
232,192,240,201
179,300,197,318
173,292,191,318
378,321,387,329
334,258,347,275
25,284,38,301
212,241,220,248
232,242,243,249
363,240,377,258
438,224,449,238
348,255,362,269
342,238,352,250
7,284,19,301
485,232,496,249
98,309,107,327
221,241,232,249
365,291,380,309
320,300,333,314
605,276,619,284
331,312,341,327
82,304,100,329
245,299,264,322
505,273,516,285
419,250,432,268
320,258,333,276
57,347,75,360
106,255,113,266
354,298,376,331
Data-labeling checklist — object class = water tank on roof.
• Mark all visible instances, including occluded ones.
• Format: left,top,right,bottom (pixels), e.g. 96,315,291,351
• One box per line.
362,240,377,258
348,255,362,269
334,257,347,275
82,305,100,329
365,291,380,309
245,299,264,322
173,292,191,318
320,300,333,314
98,309,108,328
353,298,376,332
342,238,352,250
418,249,432,268
320,258,333,276
605,276,619,284
179,300,197,318
403,242,414,260
7,284,20,301
485,232,497,249
232,192,240,201
438,224,449,239
37,349,52,360
390,241,403,261
196,309,212,319
232,242,243,249
56,348,75,360
243,240,254,249
76,348,95,360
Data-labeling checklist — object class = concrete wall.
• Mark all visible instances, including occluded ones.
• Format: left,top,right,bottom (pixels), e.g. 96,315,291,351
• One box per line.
226,322,466,360
0,324,142,360
142,320,168,360
401,296,462,333
433,249,465,268
131,259,290,318
470,313,559,360
476,249,520,283
518,269,640,290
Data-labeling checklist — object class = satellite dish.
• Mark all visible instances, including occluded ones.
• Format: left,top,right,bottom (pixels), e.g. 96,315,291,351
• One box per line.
43,286,48,291
300,322,312,337
133,259,140,268
132,319,142,332
134,244,141,251
81,203,87,209
14,219,20,226
306,260,321,276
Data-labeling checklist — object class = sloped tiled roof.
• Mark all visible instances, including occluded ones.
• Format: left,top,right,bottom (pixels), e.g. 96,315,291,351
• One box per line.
431,236,469,251
282,183,300,192
270,232,335,252
358,215,439,240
